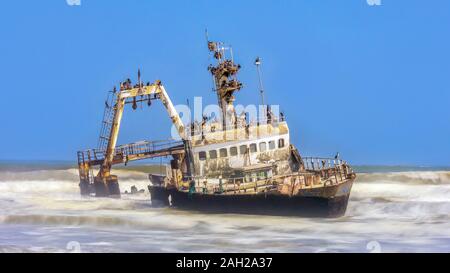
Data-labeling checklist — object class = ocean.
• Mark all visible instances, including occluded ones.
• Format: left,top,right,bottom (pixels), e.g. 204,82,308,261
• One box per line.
0,162,449,253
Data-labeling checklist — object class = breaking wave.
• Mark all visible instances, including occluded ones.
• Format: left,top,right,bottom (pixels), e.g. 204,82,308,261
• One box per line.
0,167,449,252
356,171,450,185
0,168,149,183
348,171,450,221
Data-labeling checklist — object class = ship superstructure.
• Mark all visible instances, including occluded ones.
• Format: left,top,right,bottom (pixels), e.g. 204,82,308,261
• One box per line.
182,40,298,185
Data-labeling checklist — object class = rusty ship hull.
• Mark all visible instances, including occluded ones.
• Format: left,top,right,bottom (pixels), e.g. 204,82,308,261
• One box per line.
149,177,354,218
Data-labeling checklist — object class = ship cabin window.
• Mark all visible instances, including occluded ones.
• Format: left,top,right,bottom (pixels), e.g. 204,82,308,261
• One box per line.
258,171,267,179
245,173,258,183
259,142,267,152
250,143,257,153
278,138,285,148
239,145,247,155
243,169,273,183
269,141,276,150
219,148,228,158
244,174,251,183
198,151,207,161
230,147,238,156
248,171,269,181
209,150,217,159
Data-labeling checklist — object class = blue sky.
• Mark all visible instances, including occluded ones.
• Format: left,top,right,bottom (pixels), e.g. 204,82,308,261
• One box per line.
0,0,449,166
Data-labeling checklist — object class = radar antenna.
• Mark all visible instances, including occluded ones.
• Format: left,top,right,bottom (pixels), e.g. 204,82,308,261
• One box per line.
254,56,266,117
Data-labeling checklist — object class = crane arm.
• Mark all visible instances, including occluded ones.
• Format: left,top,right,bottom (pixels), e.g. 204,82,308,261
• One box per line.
156,85,186,140
99,81,186,178
117,82,185,139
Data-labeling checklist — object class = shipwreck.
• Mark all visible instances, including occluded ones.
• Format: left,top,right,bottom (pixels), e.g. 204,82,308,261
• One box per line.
77,38,356,217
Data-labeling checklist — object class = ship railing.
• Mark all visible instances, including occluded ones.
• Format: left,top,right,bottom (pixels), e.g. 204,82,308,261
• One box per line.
77,149,105,166
275,171,348,188
302,157,348,171
192,172,341,195
191,159,356,194
192,176,278,195
186,116,286,137
77,139,184,166
115,139,184,158
302,157,354,184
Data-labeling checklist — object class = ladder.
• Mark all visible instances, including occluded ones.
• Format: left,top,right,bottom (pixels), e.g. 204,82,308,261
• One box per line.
97,90,117,152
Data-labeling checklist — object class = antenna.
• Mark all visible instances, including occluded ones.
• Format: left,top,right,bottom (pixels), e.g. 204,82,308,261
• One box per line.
138,68,142,88
230,46,234,63
255,57,266,116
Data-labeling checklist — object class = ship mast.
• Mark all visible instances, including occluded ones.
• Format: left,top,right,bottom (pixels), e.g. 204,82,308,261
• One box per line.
207,40,243,130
